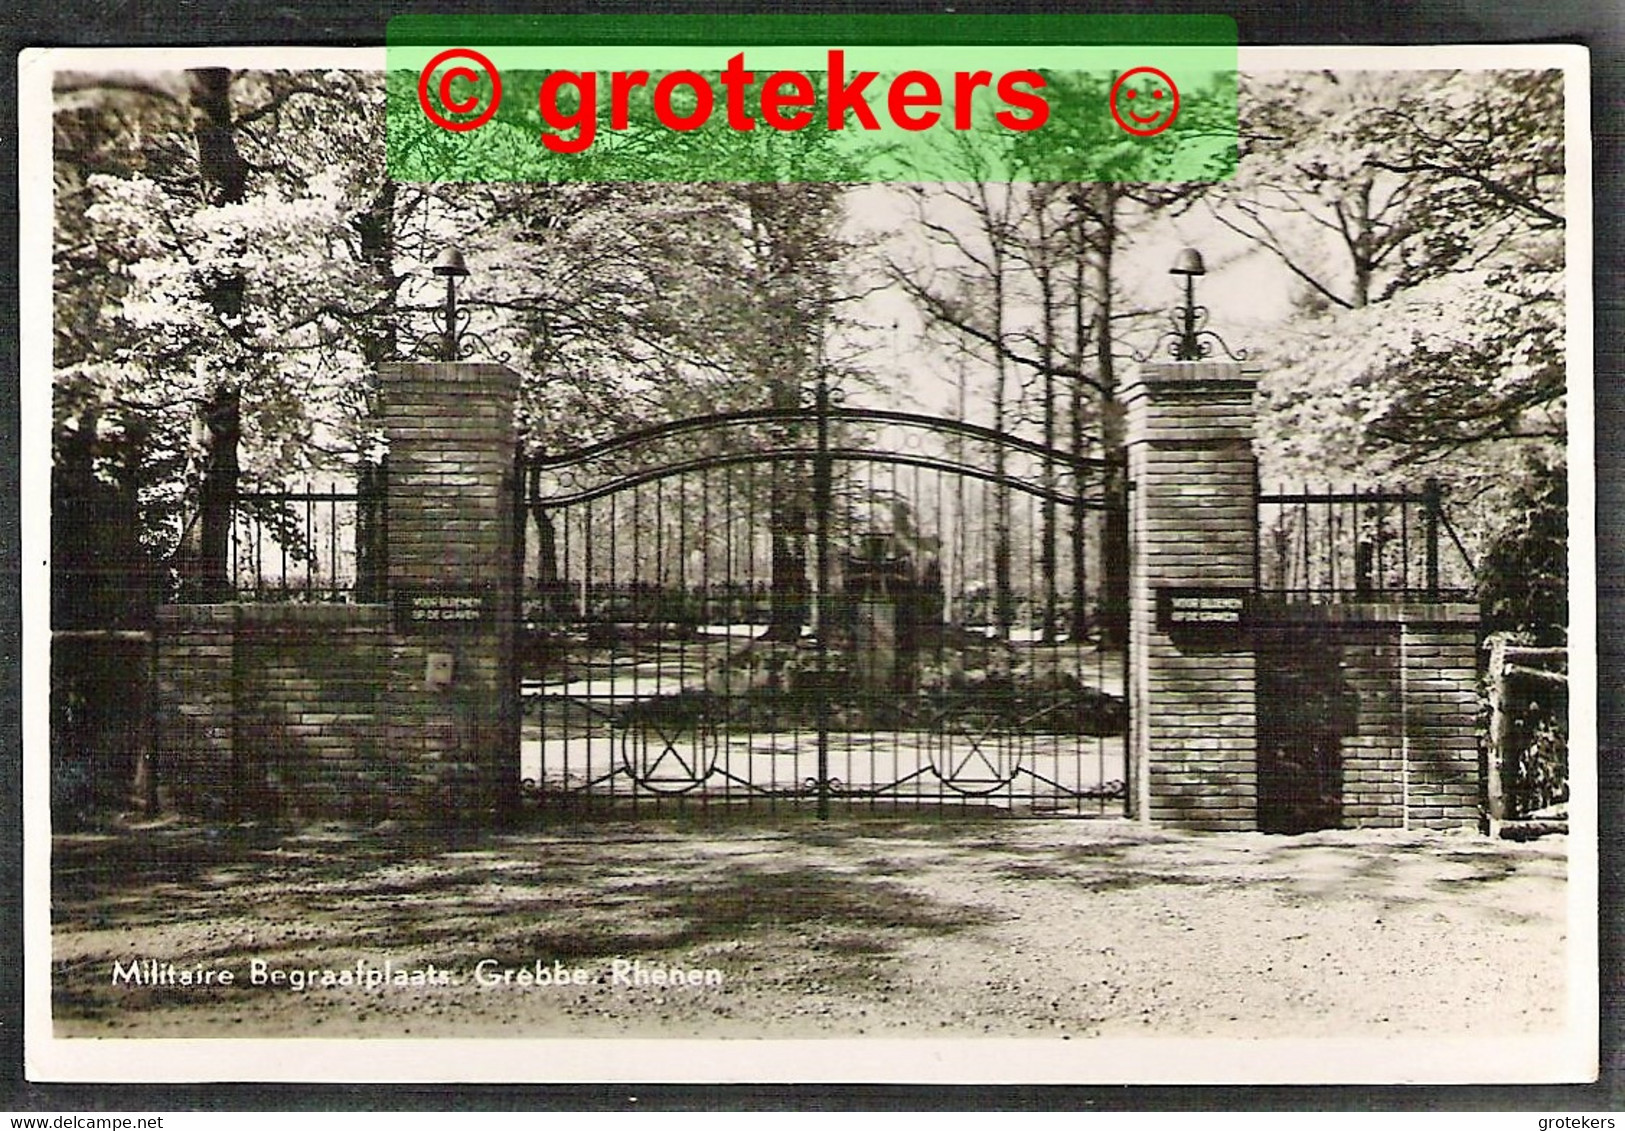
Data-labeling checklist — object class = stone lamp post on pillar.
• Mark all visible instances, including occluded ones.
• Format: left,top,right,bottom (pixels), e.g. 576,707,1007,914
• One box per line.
1123,248,1262,830
407,245,505,365
433,247,469,362
1170,248,1206,360
1147,247,1248,365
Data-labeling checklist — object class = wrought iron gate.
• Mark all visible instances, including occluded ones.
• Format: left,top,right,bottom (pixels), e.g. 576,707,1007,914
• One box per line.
515,383,1128,818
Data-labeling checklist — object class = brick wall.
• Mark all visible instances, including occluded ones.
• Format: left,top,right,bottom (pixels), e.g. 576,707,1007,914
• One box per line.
154,605,236,816
156,604,390,819
1124,357,1482,833
1255,603,1480,831
1402,619,1481,828
1339,632,1406,825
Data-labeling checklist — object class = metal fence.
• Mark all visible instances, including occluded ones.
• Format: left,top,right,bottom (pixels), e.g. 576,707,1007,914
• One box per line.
1256,479,1476,603
224,479,383,602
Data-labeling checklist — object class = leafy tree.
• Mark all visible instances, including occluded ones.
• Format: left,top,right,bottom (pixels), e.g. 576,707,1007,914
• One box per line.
55,69,391,601
1220,70,1564,470
889,72,1235,642
53,73,195,623
1221,69,1566,633
1477,453,1566,643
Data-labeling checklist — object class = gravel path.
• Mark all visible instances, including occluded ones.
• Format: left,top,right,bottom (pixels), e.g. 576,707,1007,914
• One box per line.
50,817,1568,1041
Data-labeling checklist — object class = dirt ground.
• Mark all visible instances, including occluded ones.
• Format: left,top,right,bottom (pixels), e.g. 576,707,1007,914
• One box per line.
50,814,1569,1040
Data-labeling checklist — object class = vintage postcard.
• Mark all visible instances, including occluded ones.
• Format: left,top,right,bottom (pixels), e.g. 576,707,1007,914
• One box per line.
20,33,1596,1085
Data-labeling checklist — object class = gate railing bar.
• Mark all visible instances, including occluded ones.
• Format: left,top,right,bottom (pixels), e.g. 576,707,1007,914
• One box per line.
1259,488,1426,505
528,448,1117,510
524,765,622,793
526,407,1120,472
812,375,834,820
1019,767,1126,800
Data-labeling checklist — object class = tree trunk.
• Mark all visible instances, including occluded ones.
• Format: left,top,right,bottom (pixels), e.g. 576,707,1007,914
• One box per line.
764,381,810,642
189,68,249,601
521,498,563,619
735,184,842,644
1350,175,1374,309
1035,198,1059,644
1069,229,1090,641
987,197,1014,642
751,192,815,644
1093,188,1129,650
764,487,811,643
353,178,397,601
535,508,559,586
197,387,241,601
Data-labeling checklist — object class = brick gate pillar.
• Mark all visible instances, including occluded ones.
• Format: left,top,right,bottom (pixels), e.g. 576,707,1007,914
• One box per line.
380,361,521,824
1123,361,1261,830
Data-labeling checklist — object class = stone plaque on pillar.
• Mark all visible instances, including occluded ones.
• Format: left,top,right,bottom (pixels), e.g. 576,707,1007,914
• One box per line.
1155,586,1253,634
393,585,496,633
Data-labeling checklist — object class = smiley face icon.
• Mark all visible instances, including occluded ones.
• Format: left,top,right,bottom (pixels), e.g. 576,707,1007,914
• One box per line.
1109,66,1181,137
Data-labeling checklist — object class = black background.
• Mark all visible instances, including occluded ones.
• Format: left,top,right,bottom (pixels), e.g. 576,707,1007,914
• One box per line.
2,0,1619,1113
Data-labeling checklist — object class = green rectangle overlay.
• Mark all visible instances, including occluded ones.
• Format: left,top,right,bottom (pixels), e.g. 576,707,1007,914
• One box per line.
386,14,1237,183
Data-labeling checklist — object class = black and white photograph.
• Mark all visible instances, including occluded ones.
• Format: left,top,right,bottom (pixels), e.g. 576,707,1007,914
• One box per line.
21,40,1595,1085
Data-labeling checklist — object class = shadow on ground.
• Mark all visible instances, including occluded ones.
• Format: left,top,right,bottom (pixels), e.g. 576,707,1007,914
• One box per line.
52,814,1003,1026
50,813,1568,1037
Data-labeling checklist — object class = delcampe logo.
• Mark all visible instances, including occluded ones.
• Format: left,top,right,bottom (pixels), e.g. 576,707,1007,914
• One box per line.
386,14,1237,183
